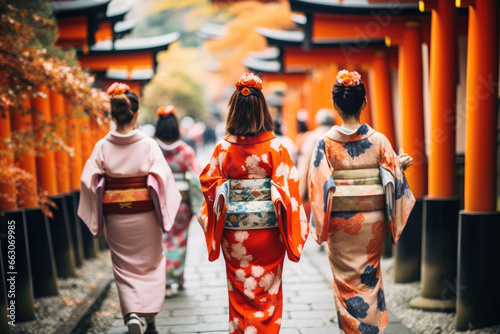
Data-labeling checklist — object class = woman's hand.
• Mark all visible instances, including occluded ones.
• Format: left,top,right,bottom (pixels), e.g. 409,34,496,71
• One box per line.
398,148,413,170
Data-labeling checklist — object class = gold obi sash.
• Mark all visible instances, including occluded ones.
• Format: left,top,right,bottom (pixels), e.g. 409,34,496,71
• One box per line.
331,167,395,220
103,176,153,214
215,179,278,229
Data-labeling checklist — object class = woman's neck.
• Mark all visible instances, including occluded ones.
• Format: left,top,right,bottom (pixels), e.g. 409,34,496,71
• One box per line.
115,123,135,135
340,118,361,131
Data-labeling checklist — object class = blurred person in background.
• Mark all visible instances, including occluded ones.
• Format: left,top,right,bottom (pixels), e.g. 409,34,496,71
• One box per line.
274,119,298,165
155,106,202,297
297,108,336,217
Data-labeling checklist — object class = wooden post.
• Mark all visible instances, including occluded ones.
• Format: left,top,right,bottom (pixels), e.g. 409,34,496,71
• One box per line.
10,100,38,208
457,0,500,330
0,110,17,211
65,101,82,191
49,91,70,194
371,51,396,148
31,87,57,196
393,20,426,283
410,0,460,311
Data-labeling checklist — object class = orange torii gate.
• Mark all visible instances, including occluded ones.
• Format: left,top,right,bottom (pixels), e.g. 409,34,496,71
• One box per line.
288,0,430,286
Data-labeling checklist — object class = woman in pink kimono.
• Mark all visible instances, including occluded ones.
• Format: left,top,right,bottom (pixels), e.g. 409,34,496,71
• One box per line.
78,83,181,334
308,70,415,334
154,106,201,297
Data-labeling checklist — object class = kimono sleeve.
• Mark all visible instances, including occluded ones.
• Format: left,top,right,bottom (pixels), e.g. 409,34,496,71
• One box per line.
197,143,228,261
78,140,105,237
148,141,182,233
379,137,416,244
308,138,336,244
271,143,309,262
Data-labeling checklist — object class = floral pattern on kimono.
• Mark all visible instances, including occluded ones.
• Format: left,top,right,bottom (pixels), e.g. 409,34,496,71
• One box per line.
157,139,201,286
308,124,415,334
198,131,309,334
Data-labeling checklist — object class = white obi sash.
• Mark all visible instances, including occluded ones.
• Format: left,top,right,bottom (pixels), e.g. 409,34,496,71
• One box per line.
214,179,278,229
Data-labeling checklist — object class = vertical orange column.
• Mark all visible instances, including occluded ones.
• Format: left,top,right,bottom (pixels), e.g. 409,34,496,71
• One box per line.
65,101,82,191
372,51,397,148
429,0,457,198
310,68,325,129
10,100,38,208
50,91,70,194
31,87,58,196
359,70,373,127
0,110,18,211
399,21,426,200
79,113,93,165
464,0,499,212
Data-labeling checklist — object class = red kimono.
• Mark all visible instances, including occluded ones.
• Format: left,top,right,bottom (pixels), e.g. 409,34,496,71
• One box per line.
198,131,309,334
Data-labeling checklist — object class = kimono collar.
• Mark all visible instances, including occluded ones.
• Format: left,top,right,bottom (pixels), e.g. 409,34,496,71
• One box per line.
224,131,276,145
105,129,146,145
155,138,183,152
324,124,376,143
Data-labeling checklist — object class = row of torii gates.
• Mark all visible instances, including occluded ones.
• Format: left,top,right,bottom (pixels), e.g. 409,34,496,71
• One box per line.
232,0,497,331
0,1,179,333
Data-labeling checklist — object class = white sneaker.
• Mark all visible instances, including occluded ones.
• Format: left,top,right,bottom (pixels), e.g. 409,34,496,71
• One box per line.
127,313,145,334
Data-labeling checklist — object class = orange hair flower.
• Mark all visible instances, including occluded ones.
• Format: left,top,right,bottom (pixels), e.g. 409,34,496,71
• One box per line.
107,82,130,97
336,70,362,87
241,87,251,96
235,72,263,91
156,105,176,118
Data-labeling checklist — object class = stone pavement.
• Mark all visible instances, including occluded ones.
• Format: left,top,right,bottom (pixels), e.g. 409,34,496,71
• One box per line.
107,220,413,334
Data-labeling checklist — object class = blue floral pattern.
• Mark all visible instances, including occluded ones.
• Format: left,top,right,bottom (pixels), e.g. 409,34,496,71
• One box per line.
395,169,412,200
360,265,379,288
323,175,336,212
358,322,379,334
377,289,386,311
313,139,326,168
356,124,369,136
345,296,369,319
343,138,373,159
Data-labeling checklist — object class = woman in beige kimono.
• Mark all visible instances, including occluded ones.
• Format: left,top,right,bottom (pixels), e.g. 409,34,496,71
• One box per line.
78,83,181,334
308,70,415,334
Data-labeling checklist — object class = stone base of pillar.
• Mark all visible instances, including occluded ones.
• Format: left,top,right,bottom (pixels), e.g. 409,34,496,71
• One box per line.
66,192,85,267
393,199,422,283
0,209,36,322
456,211,500,331
410,197,460,311
25,207,59,297
409,296,455,311
49,195,77,278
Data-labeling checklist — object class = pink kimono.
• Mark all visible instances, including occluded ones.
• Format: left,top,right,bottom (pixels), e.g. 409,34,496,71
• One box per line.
78,129,181,318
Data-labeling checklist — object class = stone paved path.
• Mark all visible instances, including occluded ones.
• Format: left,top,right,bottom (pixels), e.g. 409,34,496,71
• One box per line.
107,219,413,334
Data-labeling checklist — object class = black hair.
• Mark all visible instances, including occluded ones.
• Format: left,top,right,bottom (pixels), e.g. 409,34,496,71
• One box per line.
111,90,139,125
274,119,283,136
331,81,366,119
155,113,180,142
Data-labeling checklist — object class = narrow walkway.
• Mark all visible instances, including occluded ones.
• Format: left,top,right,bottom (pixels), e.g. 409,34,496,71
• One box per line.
107,219,413,334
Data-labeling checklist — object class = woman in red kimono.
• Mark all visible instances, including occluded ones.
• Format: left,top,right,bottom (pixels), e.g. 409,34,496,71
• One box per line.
308,70,415,334
155,106,202,297
198,73,309,334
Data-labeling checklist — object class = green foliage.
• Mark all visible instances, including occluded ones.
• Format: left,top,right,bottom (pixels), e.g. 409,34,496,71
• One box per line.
141,70,206,124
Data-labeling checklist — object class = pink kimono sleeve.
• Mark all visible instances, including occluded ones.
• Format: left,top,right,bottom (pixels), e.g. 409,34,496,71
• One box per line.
78,140,105,237
379,137,416,244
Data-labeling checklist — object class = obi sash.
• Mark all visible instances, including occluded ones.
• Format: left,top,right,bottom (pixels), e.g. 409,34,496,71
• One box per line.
331,167,395,221
215,179,278,229
173,173,190,202
102,176,154,214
